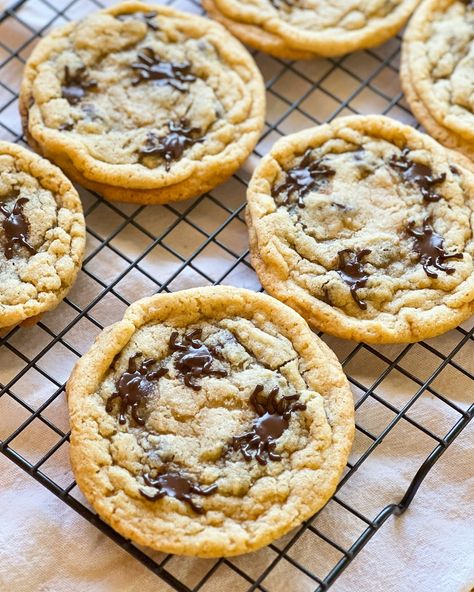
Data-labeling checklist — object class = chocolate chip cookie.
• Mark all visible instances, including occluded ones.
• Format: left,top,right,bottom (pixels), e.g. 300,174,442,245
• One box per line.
0,141,85,334
20,2,265,205
67,287,354,557
401,0,474,167
246,115,474,343
203,0,421,60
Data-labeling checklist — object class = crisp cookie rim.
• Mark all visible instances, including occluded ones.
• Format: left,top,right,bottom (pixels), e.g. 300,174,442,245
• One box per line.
0,140,85,330
401,0,474,149
204,0,421,57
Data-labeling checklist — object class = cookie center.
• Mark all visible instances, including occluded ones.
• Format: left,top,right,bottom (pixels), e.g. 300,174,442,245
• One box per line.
267,139,470,316
99,317,323,520
34,12,256,171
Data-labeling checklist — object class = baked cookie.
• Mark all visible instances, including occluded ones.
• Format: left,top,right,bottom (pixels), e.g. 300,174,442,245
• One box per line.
203,0,421,60
246,115,474,343
67,287,354,557
0,141,85,334
19,2,265,205
401,0,474,167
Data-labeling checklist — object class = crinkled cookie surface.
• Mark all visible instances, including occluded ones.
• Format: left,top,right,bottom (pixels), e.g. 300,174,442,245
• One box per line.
246,116,474,343
0,141,85,330
20,1,265,203
67,287,354,557
401,0,474,164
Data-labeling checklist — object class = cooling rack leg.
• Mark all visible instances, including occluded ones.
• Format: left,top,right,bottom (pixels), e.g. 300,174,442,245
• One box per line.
393,404,474,516
319,403,473,591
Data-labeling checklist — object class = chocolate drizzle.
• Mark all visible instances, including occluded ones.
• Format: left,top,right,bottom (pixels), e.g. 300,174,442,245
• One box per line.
336,249,372,310
130,47,196,90
407,217,463,278
62,66,97,105
232,385,306,465
272,149,335,208
105,354,168,425
139,120,203,170
390,148,446,203
140,471,217,513
116,10,159,30
169,329,227,390
0,196,36,260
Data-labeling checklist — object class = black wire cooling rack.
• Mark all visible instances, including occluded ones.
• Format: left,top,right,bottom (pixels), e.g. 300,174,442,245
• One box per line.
0,1,473,590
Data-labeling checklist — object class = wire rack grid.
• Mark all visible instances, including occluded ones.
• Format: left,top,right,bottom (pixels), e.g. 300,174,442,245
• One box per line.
0,0,473,590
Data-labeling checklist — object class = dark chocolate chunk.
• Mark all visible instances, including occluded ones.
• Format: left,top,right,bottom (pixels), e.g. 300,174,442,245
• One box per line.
139,120,203,170
169,328,227,391
140,471,217,514
450,164,460,175
269,0,295,8
273,149,335,208
130,47,196,90
105,353,168,425
352,149,365,161
231,385,306,466
336,248,372,310
62,66,97,105
116,10,159,30
352,148,377,178
0,196,36,260
407,217,463,278
390,148,446,202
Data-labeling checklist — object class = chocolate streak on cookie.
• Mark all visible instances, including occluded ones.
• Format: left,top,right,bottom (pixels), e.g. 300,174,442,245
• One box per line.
390,148,446,202
62,66,97,105
140,471,217,514
105,353,168,425
232,385,306,466
407,217,463,278
131,47,196,90
336,249,372,310
140,120,203,170
273,149,335,208
169,329,227,391
116,10,159,30
0,197,36,260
